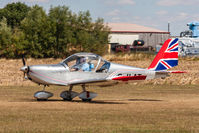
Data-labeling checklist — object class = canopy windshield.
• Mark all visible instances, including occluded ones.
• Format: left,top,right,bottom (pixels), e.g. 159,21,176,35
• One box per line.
62,53,100,64
61,53,110,72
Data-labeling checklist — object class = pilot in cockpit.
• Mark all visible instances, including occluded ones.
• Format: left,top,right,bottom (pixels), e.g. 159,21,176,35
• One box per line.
71,57,94,72
81,58,94,72
71,57,83,71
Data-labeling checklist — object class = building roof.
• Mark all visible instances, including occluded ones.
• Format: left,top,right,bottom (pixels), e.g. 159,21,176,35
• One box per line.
107,23,169,34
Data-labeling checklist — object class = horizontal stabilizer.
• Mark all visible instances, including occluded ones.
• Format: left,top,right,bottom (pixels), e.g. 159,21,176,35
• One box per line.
156,71,187,74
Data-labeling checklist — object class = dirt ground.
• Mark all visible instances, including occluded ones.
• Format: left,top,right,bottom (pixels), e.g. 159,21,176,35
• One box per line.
0,84,199,133
0,57,198,86
0,56,199,132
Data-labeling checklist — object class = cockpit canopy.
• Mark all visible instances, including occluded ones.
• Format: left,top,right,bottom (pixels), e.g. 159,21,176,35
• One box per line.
61,53,110,72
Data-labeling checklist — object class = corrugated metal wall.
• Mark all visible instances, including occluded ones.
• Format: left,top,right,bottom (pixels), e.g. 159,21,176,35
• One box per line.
109,32,170,48
139,33,170,47
109,34,139,45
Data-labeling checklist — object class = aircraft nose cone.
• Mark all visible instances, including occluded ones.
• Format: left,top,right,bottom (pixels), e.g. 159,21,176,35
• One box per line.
20,66,28,72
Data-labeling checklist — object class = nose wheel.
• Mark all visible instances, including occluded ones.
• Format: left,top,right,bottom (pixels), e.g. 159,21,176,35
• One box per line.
34,85,53,101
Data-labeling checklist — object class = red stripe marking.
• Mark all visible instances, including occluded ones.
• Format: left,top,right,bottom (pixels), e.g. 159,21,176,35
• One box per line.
171,71,187,74
163,52,178,59
30,70,68,84
30,70,83,85
86,91,90,98
112,75,147,81
167,43,178,51
161,61,171,69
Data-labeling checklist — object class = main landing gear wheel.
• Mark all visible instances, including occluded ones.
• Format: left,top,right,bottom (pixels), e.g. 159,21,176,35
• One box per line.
34,85,53,101
63,98,72,101
78,84,97,102
60,85,79,101
37,99,48,101
82,99,92,102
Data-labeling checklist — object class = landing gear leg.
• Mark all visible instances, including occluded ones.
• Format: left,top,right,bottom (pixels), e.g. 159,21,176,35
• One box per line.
43,85,46,91
82,84,91,102
65,85,73,101
79,84,97,102
60,85,79,101
34,85,53,101
82,84,86,92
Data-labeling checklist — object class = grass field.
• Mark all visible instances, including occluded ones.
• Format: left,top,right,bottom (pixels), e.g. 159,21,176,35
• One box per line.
1,55,199,132
0,84,199,133
1,54,199,86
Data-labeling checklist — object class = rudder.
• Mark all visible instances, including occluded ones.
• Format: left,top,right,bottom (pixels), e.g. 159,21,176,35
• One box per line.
148,38,179,71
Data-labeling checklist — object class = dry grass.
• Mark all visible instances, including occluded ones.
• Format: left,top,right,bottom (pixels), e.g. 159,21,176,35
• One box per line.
103,53,155,61
0,58,62,86
0,54,199,132
1,53,198,86
0,84,199,132
0,53,199,86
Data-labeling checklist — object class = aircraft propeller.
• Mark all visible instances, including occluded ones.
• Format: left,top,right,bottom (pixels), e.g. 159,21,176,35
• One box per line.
21,55,29,80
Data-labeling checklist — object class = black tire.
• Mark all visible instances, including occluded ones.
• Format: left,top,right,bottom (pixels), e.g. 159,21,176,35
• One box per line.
37,99,47,101
82,99,92,102
63,98,72,101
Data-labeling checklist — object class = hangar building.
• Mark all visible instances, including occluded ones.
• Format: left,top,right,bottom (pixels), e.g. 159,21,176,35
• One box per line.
107,23,170,52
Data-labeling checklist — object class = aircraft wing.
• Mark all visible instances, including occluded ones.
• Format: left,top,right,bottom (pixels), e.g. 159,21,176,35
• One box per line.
68,78,107,85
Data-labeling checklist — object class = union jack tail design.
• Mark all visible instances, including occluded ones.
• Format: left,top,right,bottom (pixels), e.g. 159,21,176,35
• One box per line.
148,38,179,71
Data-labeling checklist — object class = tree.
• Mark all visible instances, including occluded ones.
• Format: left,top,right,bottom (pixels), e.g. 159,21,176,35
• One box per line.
0,2,30,29
73,11,92,52
0,17,13,57
72,12,109,55
91,18,110,55
12,28,28,57
0,3,110,58
21,5,51,58
48,6,73,57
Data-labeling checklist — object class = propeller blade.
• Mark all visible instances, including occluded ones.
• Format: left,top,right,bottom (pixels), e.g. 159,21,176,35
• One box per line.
22,55,26,66
21,55,29,80
23,72,28,80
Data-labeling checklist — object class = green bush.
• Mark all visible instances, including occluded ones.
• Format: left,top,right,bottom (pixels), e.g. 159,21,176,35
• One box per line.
0,3,109,58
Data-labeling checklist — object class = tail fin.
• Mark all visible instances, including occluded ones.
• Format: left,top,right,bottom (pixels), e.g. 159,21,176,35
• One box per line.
148,38,179,71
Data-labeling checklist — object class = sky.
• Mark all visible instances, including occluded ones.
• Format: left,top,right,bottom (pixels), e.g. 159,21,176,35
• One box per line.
0,0,199,36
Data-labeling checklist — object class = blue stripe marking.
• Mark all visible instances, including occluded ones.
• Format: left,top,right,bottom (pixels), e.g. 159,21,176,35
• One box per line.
155,63,167,71
164,60,178,67
168,38,178,48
